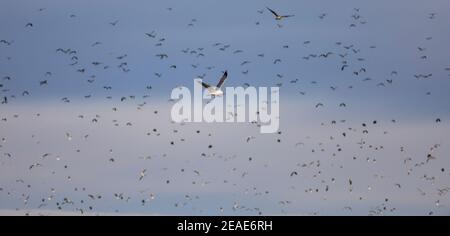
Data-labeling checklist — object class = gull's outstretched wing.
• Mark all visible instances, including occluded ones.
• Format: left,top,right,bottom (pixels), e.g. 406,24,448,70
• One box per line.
266,7,279,17
197,80,211,89
216,71,228,88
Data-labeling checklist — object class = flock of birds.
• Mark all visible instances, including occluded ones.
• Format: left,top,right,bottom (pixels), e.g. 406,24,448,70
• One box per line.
0,2,449,216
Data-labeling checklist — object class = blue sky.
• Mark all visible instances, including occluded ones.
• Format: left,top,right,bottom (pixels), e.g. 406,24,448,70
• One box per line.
0,0,450,215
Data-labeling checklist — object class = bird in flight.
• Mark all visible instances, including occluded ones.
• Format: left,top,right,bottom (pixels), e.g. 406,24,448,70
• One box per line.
139,169,147,181
109,20,119,26
198,71,228,97
266,7,294,20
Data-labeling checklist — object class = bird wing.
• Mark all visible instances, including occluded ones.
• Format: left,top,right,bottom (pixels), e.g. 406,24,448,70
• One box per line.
281,15,295,18
216,71,228,88
266,7,279,17
197,81,211,89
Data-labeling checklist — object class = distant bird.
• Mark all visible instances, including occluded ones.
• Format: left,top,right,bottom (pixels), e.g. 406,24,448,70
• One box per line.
246,136,256,142
139,169,147,181
109,20,119,26
428,13,437,19
0,40,12,45
266,7,294,20
318,13,327,19
1,96,7,104
198,71,228,97
156,54,168,59
116,54,127,60
145,31,156,38
240,61,251,66
319,52,333,58
25,23,33,27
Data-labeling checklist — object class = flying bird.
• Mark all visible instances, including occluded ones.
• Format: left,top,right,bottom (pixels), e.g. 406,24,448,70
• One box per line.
145,31,156,38
139,169,147,181
109,20,119,26
266,7,294,20
0,40,12,45
198,71,228,97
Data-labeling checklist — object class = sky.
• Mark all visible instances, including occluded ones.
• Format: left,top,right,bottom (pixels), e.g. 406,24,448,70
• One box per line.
0,0,450,215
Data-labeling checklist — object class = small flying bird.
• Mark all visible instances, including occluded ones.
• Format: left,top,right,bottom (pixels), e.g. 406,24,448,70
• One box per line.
156,54,168,59
246,136,255,142
198,71,228,97
240,61,251,66
266,7,294,20
0,40,12,45
109,20,119,26
116,54,127,60
319,52,333,58
318,13,327,19
139,169,147,181
145,31,156,38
